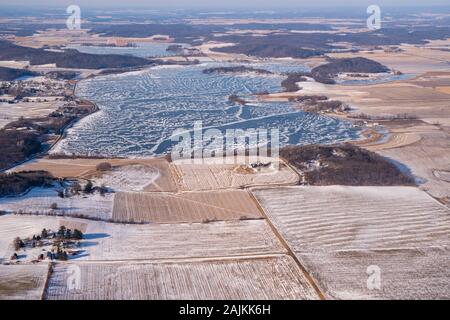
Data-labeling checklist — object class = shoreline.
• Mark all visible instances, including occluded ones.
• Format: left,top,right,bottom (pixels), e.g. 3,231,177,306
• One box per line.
0,80,100,173
258,77,449,205
46,80,100,155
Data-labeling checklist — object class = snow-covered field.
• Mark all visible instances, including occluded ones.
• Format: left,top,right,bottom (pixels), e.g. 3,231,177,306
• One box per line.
45,255,319,300
0,215,285,262
0,188,113,220
81,219,285,261
0,101,61,129
0,215,62,262
0,264,49,300
14,157,180,192
112,190,262,223
0,215,90,263
174,157,299,191
94,164,160,192
300,247,450,299
253,186,450,299
378,131,450,202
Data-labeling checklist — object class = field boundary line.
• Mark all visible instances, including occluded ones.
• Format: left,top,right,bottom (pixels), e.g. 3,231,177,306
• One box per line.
280,157,304,184
40,262,54,301
247,189,326,300
167,162,184,192
45,252,290,265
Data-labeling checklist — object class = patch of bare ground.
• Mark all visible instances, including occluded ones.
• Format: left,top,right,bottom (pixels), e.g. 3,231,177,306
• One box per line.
0,264,49,300
253,186,450,299
45,255,320,300
112,190,262,223
12,157,179,192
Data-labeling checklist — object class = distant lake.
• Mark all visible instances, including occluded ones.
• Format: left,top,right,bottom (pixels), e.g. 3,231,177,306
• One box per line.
53,61,361,157
336,73,415,85
65,42,187,58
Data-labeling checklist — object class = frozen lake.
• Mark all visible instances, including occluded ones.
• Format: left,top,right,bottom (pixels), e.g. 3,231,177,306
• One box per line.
54,62,361,157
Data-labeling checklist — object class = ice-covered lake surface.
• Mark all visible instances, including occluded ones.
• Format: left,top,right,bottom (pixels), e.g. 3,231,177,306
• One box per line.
65,42,185,58
54,62,361,157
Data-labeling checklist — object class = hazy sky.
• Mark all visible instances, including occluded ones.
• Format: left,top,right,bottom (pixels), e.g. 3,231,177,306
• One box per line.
0,0,447,8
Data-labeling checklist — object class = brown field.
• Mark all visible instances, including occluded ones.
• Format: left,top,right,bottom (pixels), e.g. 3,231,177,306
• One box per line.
173,157,299,191
436,86,450,94
362,130,423,151
0,264,49,300
45,255,320,300
282,76,450,124
328,45,450,74
253,186,450,299
13,157,179,192
112,189,262,223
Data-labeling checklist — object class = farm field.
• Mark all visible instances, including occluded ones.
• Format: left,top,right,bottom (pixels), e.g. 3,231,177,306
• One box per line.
0,101,61,129
357,120,450,204
0,215,61,261
82,219,285,261
0,187,113,220
328,45,450,74
377,130,450,204
173,157,299,191
45,255,320,300
0,264,49,300
0,215,286,262
12,157,179,192
2,6,450,302
300,247,450,300
253,186,450,299
93,164,161,192
285,77,450,123
0,215,89,263
112,190,262,223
